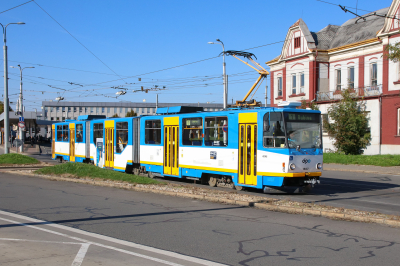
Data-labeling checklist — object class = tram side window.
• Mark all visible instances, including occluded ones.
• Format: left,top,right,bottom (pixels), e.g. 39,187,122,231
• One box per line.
93,123,103,142
263,112,285,148
145,120,161,144
56,125,63,141
205,116,228,146
63,125,69,142
76,124,83,143
182,118,203,146
116,122,128,153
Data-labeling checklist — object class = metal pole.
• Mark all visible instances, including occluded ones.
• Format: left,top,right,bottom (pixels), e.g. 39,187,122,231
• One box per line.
18,66,23,152
156,94,158,111
265,85,268,107
217,39,227,109
1,22,25,154
3,30,9,154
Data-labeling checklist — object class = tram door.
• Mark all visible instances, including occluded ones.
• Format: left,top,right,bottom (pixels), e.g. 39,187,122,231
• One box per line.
69,123,75,162
163,117,179,176
51,125,55,159
238,113,258,186
105,120,114,168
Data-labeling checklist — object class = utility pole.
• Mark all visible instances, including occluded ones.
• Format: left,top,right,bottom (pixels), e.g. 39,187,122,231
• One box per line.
265,85,268,107
1,22,25,154
11,64,35,152
208,39,227,109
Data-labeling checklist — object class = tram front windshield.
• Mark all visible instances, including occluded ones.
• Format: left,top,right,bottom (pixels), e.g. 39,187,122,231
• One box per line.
284,112,322,149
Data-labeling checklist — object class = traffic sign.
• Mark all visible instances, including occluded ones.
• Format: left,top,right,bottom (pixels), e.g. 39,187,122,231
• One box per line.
19,117,24,122
18,121,25,128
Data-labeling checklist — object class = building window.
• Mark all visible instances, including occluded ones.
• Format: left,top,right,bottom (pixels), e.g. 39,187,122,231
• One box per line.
371,63,377,87
322,114,329,133
91,107,94,113
182,118,203,146
56,107,59,112
336,69,341,91
397,108,400,135
145,120,161,144
294,37,301,49
107,108,110,113
93,123,103,142
68,107,72,112
147,108,150,113
292,74,296,95
204,116,228,146
50,107,54,112
116,122,128,153
56,117,60,121
96,107,99,113
300,73,304,93
119,107,123,113
51,117,54,121
85,107,88,113
114,107,117,113
76,124,83,142
79,107,83,113
277,77,282,97
62,107,65,112
348,67,355,89
102,107,105,113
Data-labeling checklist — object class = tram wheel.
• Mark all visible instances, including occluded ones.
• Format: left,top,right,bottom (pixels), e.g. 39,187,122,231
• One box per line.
208,176,217,187
235,185,244,191
58,157,63,163
148,172,154,179
133,168,139,176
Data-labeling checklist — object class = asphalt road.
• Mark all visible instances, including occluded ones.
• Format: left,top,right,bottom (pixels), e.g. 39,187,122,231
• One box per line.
0,172,399,266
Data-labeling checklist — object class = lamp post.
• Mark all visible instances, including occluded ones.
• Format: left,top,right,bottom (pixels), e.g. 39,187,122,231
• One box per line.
10,64,34,152
1,22,25,154
208,39,227,109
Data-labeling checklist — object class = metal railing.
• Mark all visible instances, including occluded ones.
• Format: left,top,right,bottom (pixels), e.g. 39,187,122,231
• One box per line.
316,85,382,101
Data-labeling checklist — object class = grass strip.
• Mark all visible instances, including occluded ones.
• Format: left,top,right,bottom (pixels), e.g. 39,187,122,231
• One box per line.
324,153,400,167
35,163,162,185
0,153,40,165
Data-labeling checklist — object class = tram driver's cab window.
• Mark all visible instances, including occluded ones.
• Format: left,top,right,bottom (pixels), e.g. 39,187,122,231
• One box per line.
182,118,203,146
263,112,285,148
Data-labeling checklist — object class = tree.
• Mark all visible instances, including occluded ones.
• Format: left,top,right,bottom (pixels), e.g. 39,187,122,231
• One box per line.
384,42,400,62
125,109,137,117
111,114,119,118
299,99,319,110
0,101,13,114
324,88,371,155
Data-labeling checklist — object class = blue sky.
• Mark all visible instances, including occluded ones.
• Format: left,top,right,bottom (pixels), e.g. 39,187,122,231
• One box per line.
1,0,392,111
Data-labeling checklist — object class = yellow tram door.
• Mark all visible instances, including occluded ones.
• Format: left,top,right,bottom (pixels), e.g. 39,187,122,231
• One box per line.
238,113,258,186
51,125,55,159
69,123,75,162
163,117,179,176
105,120,114,168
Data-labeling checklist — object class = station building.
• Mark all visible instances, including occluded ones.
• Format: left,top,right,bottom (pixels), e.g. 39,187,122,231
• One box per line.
266,0,400,154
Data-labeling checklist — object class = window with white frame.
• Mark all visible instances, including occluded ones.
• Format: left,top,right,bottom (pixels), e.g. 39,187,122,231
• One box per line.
336,69,341,91
277,76,282,97
371,63,377,87
348,67,355,89
300,73,304,93
398,108,400,136
292,74,296,95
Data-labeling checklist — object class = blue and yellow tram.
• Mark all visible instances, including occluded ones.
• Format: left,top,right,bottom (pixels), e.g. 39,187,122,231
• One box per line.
52,102,323,192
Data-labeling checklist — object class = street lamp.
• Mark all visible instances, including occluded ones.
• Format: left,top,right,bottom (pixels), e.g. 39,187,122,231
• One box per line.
10,64,35,152
208,39,227,109
1,22,25,154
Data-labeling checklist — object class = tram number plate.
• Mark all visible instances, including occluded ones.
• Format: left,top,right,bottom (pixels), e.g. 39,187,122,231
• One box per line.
304,178,320,185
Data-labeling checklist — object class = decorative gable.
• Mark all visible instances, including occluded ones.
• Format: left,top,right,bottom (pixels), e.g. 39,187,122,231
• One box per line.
378,0,400,34
280,19,316,60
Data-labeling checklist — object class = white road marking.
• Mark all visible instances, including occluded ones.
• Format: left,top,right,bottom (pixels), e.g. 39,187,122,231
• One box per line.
72,243,90,266
0,238,83,244
0,210,226,266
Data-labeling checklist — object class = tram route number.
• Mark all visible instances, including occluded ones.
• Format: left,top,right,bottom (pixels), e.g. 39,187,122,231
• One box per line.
210,151,217,160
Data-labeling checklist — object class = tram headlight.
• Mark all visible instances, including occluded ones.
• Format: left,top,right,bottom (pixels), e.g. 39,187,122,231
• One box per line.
289,163,296,170
316,163,322,170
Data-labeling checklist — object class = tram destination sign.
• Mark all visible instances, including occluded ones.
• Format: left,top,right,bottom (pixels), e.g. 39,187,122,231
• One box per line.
286,113,320,123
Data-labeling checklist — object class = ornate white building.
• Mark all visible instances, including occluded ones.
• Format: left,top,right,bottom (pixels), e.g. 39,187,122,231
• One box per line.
267,0,400,154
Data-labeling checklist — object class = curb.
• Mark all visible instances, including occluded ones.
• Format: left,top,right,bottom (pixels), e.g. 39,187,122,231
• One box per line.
4,170,400,228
